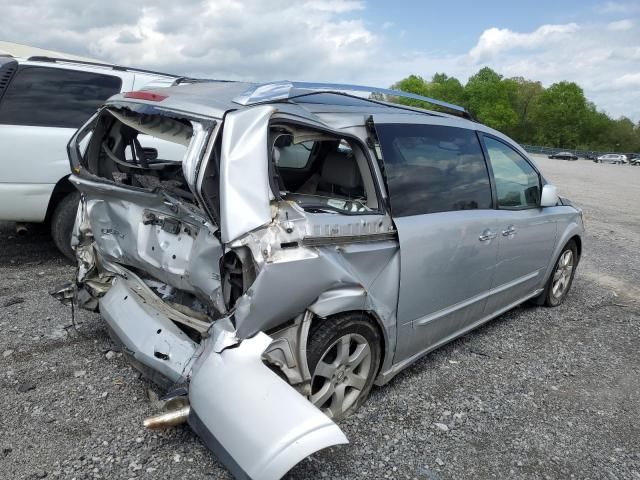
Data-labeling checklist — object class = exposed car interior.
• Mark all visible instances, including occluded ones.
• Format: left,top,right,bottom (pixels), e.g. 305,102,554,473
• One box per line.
82,108,190,196
269,125,379,214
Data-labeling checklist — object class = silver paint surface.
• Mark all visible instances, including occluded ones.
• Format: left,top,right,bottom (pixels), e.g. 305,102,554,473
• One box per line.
60,84,585,479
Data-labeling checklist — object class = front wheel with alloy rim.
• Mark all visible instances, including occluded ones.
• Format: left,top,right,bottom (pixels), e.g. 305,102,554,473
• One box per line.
307,313,381,421
540,240,578,307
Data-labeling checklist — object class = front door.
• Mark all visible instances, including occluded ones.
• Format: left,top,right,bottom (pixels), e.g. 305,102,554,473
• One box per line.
481,135,558,312
373,119,499,362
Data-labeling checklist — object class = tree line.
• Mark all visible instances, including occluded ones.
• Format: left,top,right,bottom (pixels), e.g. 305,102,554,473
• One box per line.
391,68,640,153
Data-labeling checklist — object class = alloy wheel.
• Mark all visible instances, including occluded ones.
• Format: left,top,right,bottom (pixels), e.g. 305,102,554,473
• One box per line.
310,333,372,419
551,250,574,300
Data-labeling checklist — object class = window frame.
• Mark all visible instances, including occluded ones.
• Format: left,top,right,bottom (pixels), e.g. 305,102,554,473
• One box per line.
375,122,496,218
0,65,123,129
479,132,543,211
268,120,385,217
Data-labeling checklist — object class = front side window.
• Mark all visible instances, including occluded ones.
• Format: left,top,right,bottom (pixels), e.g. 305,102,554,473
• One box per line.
376,123,492,217
484,137,540,209
0,66,122,128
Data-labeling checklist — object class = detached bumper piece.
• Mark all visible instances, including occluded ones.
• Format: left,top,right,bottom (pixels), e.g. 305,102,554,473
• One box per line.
188,333,348,480
99,277,347,480
101,278,198,385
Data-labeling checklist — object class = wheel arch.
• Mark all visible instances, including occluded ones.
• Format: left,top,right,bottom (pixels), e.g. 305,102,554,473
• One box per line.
44,175,76,222
542,225,583,287
569,234,582,259
307,291,390,378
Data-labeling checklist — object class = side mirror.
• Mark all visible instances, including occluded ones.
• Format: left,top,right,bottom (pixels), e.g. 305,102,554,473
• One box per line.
540,184,559,207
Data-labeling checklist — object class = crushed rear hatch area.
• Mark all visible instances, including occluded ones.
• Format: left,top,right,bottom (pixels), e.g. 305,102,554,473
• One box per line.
52,102,351,479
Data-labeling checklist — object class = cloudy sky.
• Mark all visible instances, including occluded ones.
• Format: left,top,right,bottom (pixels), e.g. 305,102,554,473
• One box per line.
2,0,639,120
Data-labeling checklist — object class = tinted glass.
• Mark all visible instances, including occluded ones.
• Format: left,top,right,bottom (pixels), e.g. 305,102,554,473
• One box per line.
484,137,540,209
0,66,122,128
376,123,492,217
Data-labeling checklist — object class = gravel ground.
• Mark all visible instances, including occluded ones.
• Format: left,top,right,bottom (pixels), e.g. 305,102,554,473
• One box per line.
1,155,639,480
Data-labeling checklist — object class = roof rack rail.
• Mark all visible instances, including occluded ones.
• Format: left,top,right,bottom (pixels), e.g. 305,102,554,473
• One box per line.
233,81,472,119
26,56,178,78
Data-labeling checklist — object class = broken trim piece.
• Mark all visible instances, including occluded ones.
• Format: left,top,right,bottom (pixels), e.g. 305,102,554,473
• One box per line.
219,105,277,244
104,263,212,334
301,231,397,247
188,332,348,480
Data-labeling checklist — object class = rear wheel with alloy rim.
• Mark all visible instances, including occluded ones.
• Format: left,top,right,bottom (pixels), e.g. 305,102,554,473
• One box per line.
307,313,381,421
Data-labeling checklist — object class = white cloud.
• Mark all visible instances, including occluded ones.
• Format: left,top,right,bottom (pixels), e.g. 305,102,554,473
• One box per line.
0,0,377,81
459,21,640,120
607,19,634,30
304,0,364,13
469,23,580,62
613,72,640,87
598,1,640,14
0,1,638,120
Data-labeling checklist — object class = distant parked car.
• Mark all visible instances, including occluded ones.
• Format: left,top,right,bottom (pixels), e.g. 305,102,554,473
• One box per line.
0,54,184,259
596,154,627,165
549,152,578,160
629,154,640,166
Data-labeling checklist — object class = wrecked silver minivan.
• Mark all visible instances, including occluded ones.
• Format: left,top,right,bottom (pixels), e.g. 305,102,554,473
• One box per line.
54,81,584,479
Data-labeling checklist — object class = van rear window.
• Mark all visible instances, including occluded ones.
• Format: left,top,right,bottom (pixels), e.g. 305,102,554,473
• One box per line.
0,66,122,128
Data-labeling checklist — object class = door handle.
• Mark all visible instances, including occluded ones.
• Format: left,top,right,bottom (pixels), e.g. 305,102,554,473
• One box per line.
478,230,497,241
502,225,518,236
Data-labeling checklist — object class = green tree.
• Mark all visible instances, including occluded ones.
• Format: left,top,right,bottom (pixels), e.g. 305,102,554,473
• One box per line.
392,73,465,112
391,74,432,109
531,81,588,148
390,70,640,152
464,67,518,134
427,73,465,106
504,77,544,143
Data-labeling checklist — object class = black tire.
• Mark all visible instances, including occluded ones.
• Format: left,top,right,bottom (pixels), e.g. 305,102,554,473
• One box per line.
307,313,381,421
534,240,578,307
50,192,80,262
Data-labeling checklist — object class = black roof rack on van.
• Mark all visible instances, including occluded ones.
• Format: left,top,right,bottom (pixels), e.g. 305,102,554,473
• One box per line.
26,56,179,78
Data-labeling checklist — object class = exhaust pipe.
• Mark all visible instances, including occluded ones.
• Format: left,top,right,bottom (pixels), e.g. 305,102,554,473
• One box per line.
143,405,190,430
15,223,28,235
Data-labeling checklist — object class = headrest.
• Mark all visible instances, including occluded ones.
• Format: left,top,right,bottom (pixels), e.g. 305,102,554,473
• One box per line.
320,151,361,189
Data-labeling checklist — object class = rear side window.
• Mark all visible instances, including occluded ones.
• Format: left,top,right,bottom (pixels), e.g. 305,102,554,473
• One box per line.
483,137,540,209
0,66,122,128
376,123,492,217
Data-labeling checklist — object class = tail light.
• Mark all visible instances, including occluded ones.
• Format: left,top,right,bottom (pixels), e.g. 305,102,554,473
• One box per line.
124,91,168,101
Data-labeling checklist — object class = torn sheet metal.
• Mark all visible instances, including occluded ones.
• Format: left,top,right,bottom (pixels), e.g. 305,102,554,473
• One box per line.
219,106,276,244
106,107,194,146
50,195,115,311
188,331,348,480
70,175,224,312
101,278,199,385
